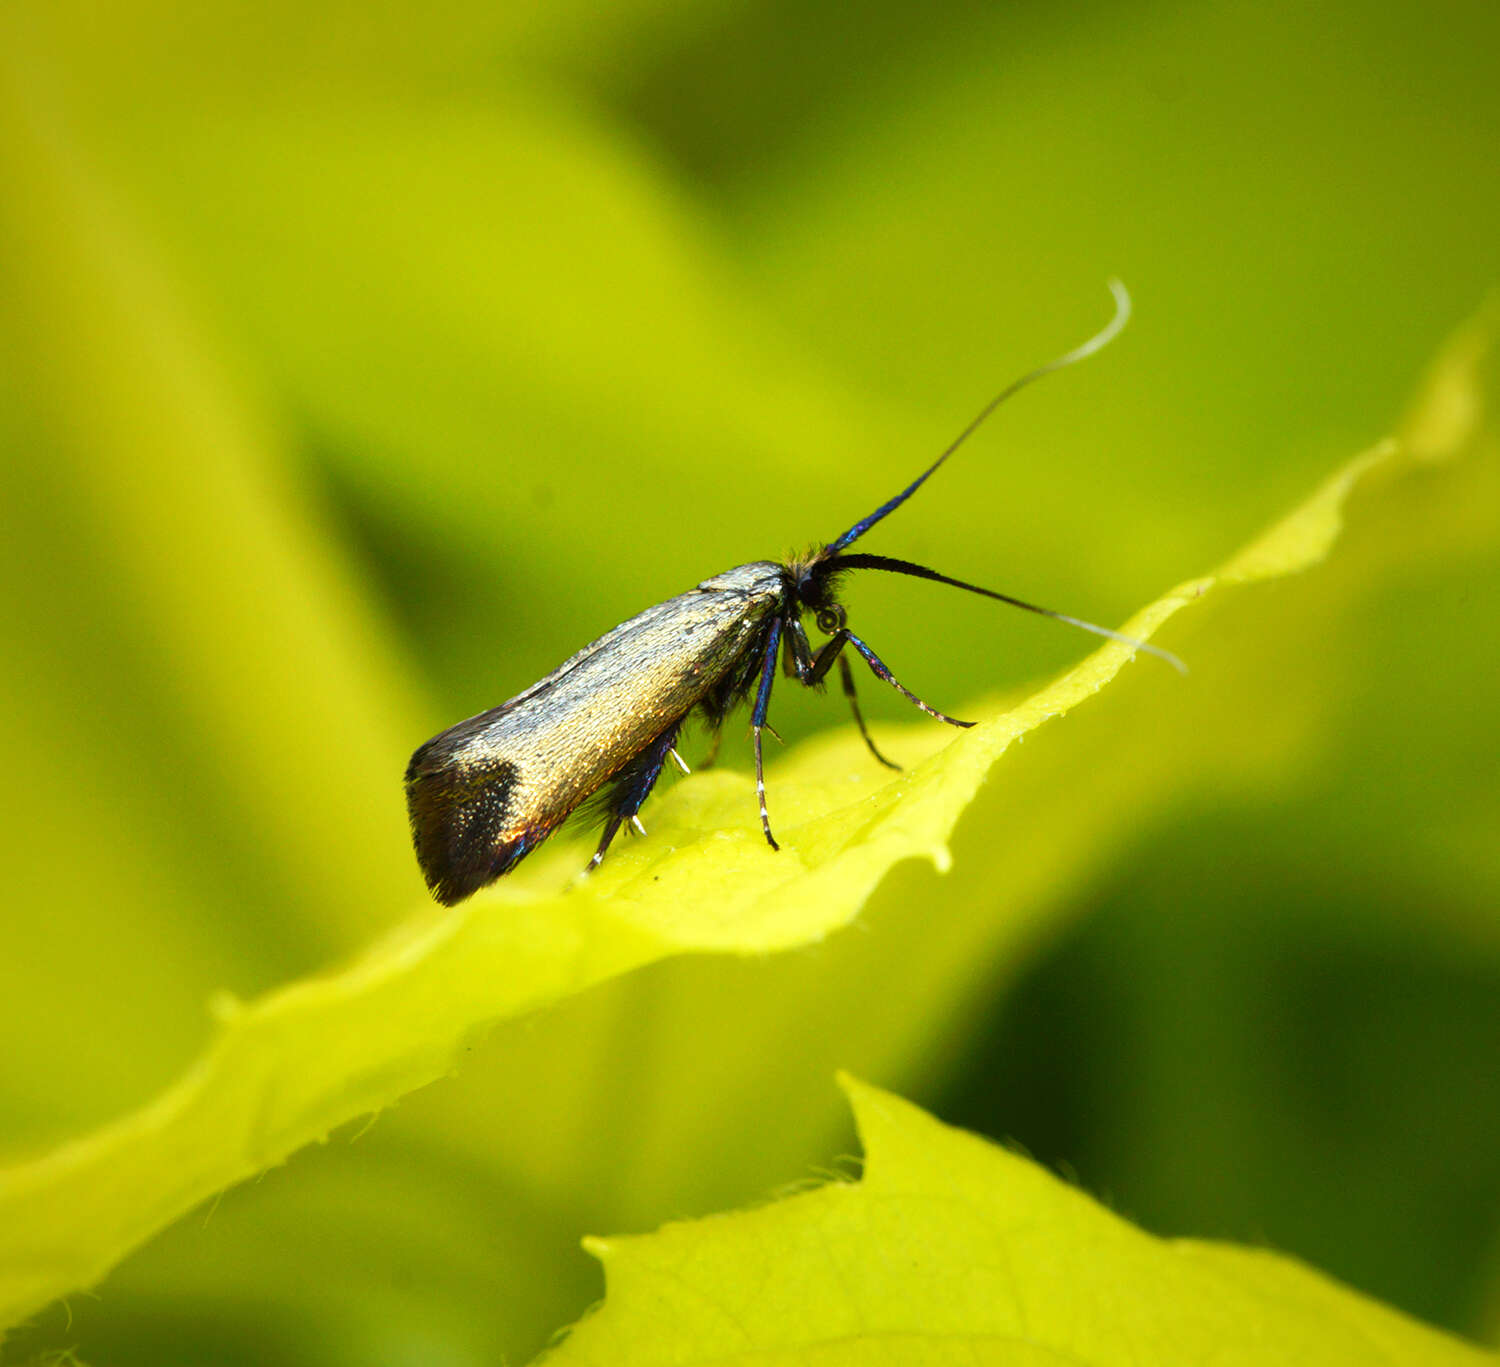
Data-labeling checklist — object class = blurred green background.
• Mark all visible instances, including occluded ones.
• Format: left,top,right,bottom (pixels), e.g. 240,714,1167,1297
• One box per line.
2,0,1498,1362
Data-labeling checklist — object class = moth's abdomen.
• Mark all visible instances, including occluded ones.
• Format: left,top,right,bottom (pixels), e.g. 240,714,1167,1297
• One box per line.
405,739,542,905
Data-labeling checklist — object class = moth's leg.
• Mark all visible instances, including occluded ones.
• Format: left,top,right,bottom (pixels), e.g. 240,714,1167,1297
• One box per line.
838,653,901,769
589,815,626,871
785,615,897,768
790,618,900,768
700,727,722,769
784,615,815,676
587,723,682,871
802,628,847,684
751,619,784,851
781,619,803,678
785,615,843,683
846,630,973,728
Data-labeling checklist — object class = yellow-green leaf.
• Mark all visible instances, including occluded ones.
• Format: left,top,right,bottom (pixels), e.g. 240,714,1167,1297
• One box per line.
1,322,1482,1334
554,1075,1496,1365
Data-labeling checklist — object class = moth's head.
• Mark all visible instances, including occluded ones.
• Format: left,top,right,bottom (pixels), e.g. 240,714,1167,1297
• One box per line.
784,545,851,633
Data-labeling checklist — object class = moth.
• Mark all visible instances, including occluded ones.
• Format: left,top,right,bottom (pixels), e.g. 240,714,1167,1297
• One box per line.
406,282,1181,904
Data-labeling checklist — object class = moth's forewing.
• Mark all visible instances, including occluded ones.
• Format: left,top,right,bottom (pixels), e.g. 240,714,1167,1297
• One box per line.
405,564,785,903
405,726,525,906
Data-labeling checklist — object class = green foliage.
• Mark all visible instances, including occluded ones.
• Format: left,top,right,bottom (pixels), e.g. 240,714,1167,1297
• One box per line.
1,0,1498,1362
2,317,1496,1358
557,1076,1495,1364
0,400,1367,1320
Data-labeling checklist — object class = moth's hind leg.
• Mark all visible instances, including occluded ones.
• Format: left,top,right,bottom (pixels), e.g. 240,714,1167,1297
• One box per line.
838,653,900,770
587,722,683,871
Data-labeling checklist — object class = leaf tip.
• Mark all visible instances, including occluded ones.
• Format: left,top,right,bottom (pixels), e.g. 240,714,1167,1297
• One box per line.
1400,297,1498,461
835,1072,903,1152
581,1234,614,1262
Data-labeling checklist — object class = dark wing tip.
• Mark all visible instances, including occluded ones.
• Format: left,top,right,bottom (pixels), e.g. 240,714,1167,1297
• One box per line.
405,740,532,904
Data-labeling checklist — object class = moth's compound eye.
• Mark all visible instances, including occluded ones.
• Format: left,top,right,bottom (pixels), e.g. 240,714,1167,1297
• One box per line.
816,606,846,634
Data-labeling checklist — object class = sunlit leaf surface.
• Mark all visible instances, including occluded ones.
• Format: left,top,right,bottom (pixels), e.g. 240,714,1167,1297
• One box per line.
0,338,1482,1331
2,1,1498,1360
555,1076,1497,1366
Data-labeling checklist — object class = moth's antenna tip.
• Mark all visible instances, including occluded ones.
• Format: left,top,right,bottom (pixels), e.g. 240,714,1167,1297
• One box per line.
825,279,1136,554
1153,642,1190,676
